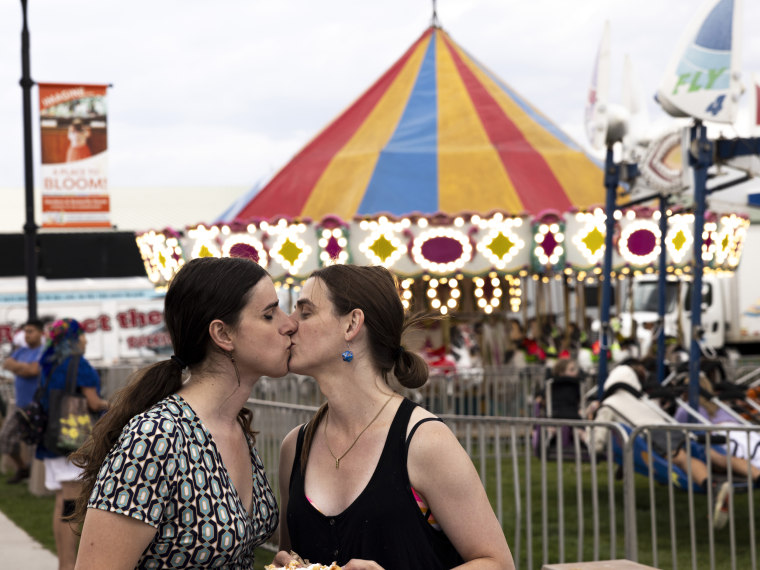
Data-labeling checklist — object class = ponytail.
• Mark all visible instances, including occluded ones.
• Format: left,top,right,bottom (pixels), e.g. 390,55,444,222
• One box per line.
69,359,183,526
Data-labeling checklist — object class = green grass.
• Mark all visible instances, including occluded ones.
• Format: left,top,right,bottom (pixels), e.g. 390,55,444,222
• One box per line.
0,467,276,569
476,444,760,569
0,468,56,552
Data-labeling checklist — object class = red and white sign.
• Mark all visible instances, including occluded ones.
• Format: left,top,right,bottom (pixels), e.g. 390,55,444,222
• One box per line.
38,83,110,228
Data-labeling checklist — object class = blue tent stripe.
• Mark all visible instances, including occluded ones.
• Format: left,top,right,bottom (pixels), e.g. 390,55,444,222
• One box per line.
358,34,439,215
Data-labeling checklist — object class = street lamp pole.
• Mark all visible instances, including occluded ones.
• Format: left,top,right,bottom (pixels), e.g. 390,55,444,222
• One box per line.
20,0,38,320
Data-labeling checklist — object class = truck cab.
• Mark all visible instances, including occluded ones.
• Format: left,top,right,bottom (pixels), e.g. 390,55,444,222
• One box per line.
620,274,726,353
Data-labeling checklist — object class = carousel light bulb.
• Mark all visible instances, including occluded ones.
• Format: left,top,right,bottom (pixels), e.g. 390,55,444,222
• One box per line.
447,299,457,309
451,289,460,299
478,298,487,308
430,279,439,288
427,288,436,299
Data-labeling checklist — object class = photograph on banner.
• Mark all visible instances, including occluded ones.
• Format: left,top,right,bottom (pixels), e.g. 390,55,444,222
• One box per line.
38,83,110,228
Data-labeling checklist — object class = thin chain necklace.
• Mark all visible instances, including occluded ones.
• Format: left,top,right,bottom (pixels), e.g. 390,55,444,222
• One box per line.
324,393,395,469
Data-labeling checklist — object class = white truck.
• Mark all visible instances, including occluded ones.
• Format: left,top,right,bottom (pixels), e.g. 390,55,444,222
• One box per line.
0,276,168,365
620,223,760,354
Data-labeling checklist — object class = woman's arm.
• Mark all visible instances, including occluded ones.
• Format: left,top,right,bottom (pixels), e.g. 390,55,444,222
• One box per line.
273,426,300,566
75,508,157,569
407,417,515,570
81,386,109,412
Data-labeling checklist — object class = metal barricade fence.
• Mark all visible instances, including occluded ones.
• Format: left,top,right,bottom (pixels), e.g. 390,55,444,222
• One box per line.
624,423,760,570
250,365,548,417
246,398,631,568
247,398,760,569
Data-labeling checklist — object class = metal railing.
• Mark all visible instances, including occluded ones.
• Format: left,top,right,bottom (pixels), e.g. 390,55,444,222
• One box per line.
251,366,549,418
246,398,760,569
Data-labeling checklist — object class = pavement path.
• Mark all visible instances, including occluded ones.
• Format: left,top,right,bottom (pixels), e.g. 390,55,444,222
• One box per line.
0,509,58,569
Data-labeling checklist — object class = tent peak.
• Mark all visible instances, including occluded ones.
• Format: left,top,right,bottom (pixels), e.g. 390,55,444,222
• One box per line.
431,0,441,28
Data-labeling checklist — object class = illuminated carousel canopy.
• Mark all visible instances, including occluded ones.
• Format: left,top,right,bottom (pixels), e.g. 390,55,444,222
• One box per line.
136,26,749,315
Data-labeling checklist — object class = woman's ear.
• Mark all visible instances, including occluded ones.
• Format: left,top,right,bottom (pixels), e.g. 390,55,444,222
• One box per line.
344,308,365,342
209,319,234,352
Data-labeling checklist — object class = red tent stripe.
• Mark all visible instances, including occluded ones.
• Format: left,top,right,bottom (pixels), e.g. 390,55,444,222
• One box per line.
442,36,572,214
235,29,434,221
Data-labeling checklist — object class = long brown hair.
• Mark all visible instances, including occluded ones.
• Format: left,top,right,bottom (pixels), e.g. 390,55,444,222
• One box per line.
299,264,432,470
69,257,269,525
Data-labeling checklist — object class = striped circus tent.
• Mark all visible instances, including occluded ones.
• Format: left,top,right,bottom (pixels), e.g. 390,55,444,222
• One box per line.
137,25,748,316
232,25,604,223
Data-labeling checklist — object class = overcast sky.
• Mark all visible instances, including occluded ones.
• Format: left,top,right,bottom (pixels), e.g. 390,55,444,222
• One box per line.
1,0,759,196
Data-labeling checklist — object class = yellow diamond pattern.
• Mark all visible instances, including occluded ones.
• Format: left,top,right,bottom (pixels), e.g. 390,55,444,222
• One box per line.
672,230,687,251
582,227,605,254
279,239,303,264
487,232,515,258
369,235,396,262
199,245,213,258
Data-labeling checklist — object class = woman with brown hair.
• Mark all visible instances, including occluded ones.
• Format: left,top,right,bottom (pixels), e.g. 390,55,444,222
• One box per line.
71,257,297,569
274,265,513,569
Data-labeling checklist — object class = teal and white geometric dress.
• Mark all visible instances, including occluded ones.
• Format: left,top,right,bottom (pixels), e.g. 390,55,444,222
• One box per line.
88,394,278,569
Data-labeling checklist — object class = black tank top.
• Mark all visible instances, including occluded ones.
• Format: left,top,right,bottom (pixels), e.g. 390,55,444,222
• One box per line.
286,398,464,569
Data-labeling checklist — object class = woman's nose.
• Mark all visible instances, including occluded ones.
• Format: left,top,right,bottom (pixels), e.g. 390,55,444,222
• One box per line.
281,313,298,334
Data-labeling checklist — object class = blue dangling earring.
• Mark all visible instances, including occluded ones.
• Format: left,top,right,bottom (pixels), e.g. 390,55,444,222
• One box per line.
341,343,354,362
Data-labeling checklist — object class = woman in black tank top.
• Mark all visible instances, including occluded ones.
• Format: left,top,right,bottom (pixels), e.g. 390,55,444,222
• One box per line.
273,265,514,569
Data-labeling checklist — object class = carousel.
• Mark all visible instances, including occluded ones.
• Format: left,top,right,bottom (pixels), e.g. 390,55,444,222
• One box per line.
135,23,750,368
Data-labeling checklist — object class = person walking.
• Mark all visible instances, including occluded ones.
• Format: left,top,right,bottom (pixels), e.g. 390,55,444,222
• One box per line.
35,318,109,570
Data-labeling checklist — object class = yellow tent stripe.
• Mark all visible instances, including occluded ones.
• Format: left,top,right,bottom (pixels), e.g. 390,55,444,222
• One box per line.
436,33,524,214
302,36,431,220
447,38,603,210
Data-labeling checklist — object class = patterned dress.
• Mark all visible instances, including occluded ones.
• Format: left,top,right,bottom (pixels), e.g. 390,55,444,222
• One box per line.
88,394,278,569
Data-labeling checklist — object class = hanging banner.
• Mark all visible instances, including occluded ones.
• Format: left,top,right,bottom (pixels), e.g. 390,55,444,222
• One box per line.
38,83,110,228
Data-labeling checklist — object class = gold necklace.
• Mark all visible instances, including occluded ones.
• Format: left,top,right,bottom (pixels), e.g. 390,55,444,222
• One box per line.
324,393,395,469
